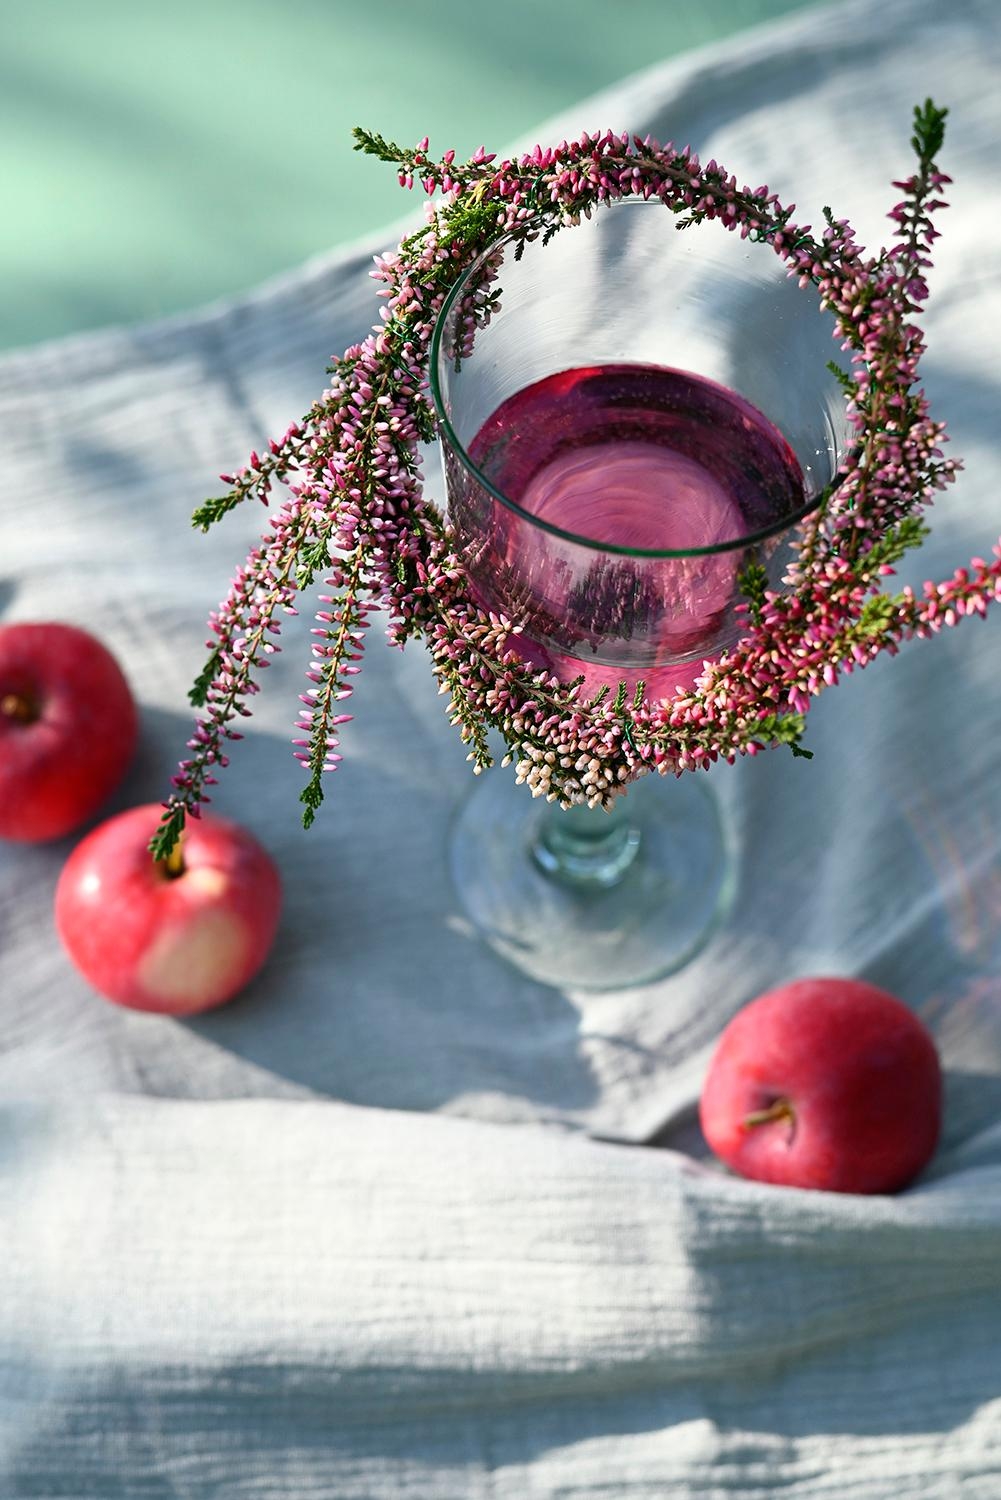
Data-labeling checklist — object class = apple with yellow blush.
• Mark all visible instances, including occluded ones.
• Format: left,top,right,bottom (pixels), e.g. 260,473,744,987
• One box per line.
55,803,281,1014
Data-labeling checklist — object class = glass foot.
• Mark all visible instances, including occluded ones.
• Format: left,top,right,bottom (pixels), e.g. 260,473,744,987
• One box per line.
448,770,735,990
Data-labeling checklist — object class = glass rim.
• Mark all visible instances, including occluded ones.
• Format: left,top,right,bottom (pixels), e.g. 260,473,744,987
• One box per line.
428,213,845,560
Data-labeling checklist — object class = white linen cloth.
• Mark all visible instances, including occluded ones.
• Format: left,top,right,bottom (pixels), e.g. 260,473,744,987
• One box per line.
2,0,1001,1492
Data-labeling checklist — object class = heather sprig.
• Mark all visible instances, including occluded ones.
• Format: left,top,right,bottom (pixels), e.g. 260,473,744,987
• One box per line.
151,101,1000,861
192,422,307,531
295,550,372,828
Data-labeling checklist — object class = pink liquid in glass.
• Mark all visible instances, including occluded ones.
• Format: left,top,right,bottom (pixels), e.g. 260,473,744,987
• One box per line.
461,363,805,699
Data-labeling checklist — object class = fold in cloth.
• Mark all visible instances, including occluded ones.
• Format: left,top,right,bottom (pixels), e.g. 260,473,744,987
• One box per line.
2,0,1001,1493
2,1096,1001,1496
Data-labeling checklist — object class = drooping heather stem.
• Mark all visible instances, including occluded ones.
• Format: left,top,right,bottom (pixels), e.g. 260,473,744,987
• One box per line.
295,549,373,828
151,101,999,860
150,496,319,858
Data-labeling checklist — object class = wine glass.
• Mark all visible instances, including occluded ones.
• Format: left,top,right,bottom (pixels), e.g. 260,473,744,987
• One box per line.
430,200,849,990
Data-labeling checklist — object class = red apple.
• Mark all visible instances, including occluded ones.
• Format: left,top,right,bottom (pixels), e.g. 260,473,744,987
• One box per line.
55,803,281,1014
699,977,942,1194
0,621,138,841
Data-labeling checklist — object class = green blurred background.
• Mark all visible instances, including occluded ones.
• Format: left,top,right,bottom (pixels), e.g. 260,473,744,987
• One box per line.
2,0,827,353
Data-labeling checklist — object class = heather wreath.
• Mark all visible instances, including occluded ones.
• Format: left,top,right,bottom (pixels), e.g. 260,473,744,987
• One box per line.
151,100,1000,860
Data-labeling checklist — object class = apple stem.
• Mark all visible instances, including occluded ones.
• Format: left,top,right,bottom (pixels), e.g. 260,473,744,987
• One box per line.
1,691,35,724
162,842,186,879
743,1098,795,1130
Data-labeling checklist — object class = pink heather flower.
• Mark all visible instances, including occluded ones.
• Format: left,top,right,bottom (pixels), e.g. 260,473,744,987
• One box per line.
158,102,995,844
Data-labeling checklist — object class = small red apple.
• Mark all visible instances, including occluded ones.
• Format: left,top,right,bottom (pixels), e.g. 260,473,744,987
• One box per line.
55,803,281,1015
0,621,138,841
699,977,942,1194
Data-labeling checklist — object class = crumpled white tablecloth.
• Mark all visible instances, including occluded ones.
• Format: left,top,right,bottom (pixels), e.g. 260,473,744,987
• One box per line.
2,0,1001,1493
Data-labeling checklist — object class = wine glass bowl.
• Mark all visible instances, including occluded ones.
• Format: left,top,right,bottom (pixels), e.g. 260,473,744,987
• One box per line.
432,201,850,700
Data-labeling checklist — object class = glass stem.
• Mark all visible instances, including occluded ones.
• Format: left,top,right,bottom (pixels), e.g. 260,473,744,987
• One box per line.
531,798,641,890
